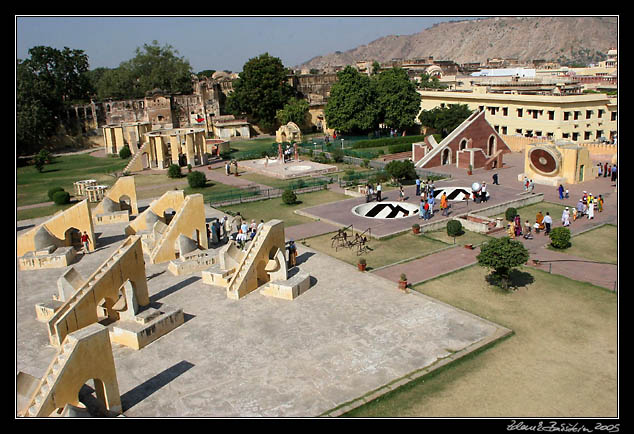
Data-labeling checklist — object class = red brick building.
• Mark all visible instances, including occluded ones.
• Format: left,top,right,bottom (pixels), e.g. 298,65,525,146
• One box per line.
413,110,511,171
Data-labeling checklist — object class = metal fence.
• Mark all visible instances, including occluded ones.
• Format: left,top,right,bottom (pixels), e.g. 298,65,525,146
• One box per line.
208,181,329,207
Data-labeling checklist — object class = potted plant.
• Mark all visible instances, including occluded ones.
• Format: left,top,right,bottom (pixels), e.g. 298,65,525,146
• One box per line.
412,223,421,234
358,258,367,271
398,273,408,292
467,164,473,176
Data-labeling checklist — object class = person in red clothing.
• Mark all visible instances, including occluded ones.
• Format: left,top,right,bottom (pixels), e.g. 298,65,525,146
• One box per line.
81,231,91,254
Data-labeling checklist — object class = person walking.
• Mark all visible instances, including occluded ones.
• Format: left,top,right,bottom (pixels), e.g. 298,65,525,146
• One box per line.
587,198,595,219
376,183,382,202
543,212,553,235
492,173,499,185
440,192,448,216
81,231,91,254
558,184,565,200
428,194,435,218
415,177,421,196
562,207,570,227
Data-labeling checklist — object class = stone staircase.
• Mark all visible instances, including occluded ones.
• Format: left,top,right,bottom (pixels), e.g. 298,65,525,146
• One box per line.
47,236,137,347
225,227,268,299
22,338,78,417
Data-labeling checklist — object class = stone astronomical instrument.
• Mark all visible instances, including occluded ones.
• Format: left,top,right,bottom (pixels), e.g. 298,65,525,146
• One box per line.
528,146,562,177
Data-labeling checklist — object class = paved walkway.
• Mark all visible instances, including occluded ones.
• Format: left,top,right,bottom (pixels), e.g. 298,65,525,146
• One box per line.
370,152,618,291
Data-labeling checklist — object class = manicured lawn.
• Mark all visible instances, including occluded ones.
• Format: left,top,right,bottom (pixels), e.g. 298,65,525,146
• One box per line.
218,189,349,228
16,154,129,207
343,265,618,417
301,231,450,270
551,224,618,264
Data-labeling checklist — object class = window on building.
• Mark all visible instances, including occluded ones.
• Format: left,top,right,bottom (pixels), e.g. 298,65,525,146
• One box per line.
572,132,579,141
564,111,570,121
502,126,507,135
574,111,580,120
517,108,523,117
598,109,604,118
586,110,592,119
611,111,617,121
503,107,508,116
584,131,591,141
548,111,555,120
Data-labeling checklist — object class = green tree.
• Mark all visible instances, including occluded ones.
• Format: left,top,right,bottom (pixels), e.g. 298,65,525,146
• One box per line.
374,67,420,131
225,53,295,132
275,98,309,129
94,41,193,99
477,237,530,290
385,160,416,183
17,46,93,155
418,104,473,138
417,73,447,90
324,66,380,134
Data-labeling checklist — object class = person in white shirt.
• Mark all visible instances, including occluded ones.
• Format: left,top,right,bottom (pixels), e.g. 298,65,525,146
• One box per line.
543,212,553,235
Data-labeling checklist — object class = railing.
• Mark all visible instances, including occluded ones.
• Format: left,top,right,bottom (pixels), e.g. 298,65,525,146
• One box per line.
208,182,329,207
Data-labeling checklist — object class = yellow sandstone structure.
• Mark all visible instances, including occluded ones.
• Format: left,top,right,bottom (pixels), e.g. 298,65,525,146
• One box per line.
17,199,96,270
17,323,122,417
522,141,598,186
92,176,139,225
36,235,183,350
202,219,311,300
125,190,208,264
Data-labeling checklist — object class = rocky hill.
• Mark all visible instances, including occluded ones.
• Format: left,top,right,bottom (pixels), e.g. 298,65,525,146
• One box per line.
296,16,618,70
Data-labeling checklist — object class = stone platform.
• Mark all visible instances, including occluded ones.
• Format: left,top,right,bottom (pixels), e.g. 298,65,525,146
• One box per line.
238,157,338,179
16,212,510,417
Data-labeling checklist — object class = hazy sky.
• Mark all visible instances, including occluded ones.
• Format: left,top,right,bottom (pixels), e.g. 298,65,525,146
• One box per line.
16,16,481,73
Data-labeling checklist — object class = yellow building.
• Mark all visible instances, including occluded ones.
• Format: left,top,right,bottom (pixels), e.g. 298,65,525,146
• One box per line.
417,89,617,144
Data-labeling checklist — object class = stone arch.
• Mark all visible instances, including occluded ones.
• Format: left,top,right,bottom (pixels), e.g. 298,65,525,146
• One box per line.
459,138,468,150
441,148,451,165
64,227,83,250
488,134,497,156
118,194,132,213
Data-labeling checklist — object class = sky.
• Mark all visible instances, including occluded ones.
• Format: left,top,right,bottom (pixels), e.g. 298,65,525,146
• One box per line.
16,16,481,73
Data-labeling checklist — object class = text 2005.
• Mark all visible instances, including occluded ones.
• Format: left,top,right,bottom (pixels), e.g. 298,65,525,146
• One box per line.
594,423,619,433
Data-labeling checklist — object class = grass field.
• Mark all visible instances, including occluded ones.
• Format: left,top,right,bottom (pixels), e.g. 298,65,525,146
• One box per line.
218,189,349,228
343,264,618,417
302,228,494,271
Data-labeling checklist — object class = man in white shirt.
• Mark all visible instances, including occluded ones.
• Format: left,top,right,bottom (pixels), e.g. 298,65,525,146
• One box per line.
543,212,553,235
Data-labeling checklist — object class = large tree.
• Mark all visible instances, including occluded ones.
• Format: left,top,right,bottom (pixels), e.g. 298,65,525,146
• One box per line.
225,53,295,132
324,66,380,134
16,46,93,155
374,67,420,131
93,41,193,99
275,97,309,130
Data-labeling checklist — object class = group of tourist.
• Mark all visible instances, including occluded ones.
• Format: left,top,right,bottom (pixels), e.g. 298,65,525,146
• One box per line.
597,162,617,182
364,182,383,202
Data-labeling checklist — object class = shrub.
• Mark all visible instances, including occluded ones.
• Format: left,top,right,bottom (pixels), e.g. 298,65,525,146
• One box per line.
48,187,65,201
52,190,70,205
282,188,297,205
505,207,518,222
331,148,344,163
447,219,463,237
358,258,366,265
118,145,131,159
187,171,207,188
167,164,182,179
549,227,571,249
